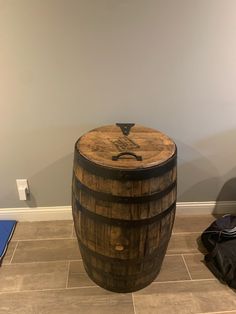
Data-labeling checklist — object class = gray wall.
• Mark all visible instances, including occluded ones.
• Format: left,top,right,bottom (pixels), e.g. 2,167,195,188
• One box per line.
1,0,236,208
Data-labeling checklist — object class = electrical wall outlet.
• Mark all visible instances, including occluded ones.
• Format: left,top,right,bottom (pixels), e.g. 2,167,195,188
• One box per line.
16,179,29,201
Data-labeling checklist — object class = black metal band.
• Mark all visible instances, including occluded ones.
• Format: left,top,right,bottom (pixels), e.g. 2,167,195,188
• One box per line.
74,177,176,204
74,199,176,228
73,145,177,181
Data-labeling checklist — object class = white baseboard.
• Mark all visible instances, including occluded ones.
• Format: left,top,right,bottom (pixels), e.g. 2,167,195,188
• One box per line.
176,201,236,215
0,201,235,221
0,206,72,221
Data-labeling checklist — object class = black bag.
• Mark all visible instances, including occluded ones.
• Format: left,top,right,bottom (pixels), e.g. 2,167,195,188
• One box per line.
201,214,236,288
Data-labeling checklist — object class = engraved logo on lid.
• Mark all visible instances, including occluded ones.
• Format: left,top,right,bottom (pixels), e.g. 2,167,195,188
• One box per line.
111,136,140,152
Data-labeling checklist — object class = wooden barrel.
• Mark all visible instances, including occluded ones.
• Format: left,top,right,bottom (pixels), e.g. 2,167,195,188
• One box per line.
72,123,177,292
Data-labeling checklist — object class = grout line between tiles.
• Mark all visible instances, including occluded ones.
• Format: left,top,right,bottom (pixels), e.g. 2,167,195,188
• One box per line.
181,254,193,280
132,293,137,314
14,237,76,242
9,241,19,264
166,252,203,257
8,259,83,265
167,250,199,255
197,311,236,314
0,285,100,295
165,253,183,257
62,285,97,290
182,252,205,256
66,261,70,288
172,231,202,235
1,260,70,266
65,258,82,262
149,278,216,285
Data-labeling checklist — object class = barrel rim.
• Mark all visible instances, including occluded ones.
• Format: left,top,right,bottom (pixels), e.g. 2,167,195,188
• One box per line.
76,124,176,170
74,140,177,181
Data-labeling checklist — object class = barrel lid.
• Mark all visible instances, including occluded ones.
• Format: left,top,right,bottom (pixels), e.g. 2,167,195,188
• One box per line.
76,124,176,170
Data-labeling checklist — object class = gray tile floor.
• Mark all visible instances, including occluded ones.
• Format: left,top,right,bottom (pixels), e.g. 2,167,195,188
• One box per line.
0,216,235,314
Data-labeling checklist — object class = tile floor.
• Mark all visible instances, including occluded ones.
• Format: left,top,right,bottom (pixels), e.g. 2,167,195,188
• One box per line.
0,216,236,314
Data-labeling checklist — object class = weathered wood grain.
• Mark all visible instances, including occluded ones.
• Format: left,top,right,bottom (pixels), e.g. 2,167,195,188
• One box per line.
72,124,177,292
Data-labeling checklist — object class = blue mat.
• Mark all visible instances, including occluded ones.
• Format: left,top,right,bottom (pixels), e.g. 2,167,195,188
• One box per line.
0,220,17,263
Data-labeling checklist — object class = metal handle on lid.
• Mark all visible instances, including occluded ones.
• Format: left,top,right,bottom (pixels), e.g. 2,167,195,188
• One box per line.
112,152,142,161
116,123,135,136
